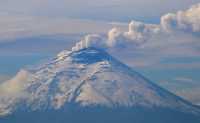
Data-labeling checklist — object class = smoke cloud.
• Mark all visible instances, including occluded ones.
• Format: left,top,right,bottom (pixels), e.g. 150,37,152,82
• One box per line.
71,3,200,52
72,4,200,51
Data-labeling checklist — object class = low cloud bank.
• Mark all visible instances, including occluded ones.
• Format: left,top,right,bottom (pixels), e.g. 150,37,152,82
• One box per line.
0,69,31,97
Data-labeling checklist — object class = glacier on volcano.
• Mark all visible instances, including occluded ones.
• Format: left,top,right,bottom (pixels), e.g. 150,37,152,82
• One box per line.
0,47,200,123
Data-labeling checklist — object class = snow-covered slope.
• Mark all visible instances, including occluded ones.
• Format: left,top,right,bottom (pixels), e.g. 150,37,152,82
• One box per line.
0,48,200,123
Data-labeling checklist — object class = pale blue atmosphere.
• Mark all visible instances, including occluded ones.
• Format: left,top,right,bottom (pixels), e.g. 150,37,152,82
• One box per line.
0,0,200,122
0,0,200,103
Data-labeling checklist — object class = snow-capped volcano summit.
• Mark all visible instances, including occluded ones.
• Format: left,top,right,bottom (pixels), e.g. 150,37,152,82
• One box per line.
0,47,200,123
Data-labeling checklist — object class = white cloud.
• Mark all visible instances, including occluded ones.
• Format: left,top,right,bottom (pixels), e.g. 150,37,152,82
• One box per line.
0,69,30,96
72,34,106,52
161,13,177,32
70,3,200,69
1,2,200,110
0,69,32,116
161,3,200,33
72,20,160,51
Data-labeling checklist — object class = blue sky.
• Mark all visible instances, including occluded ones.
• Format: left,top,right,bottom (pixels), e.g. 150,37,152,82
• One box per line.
0,0,200,104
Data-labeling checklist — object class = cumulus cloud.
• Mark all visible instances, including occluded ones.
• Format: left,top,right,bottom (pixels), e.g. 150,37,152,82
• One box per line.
161,13,177,32
71,20,160,51
0,69,33,115
0,69,32,116
1,2,200,110
71,3,200,66
161,3,200,33
69,3,200,73
0,69,31,96
72,34,106,51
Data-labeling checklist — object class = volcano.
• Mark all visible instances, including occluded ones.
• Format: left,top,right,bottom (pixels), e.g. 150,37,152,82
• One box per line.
0,48,200,123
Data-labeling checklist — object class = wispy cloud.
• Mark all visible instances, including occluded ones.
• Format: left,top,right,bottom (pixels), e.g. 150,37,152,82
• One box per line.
0,14,122,42
0,0,199,22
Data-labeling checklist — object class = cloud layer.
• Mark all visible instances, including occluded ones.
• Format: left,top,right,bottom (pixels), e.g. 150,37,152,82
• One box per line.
0,14,120,42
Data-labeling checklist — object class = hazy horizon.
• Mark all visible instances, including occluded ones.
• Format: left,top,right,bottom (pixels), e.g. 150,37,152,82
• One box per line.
0,1,200,121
